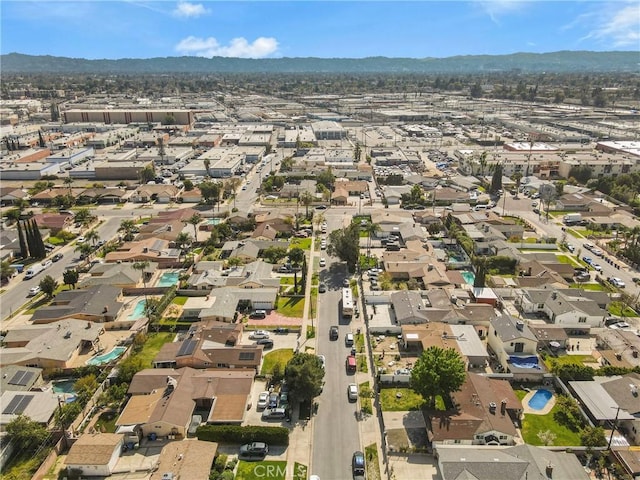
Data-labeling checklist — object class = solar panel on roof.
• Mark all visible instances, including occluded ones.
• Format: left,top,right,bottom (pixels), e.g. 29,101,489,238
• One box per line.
2,395,33,415
8,370,35,386
177,338,197,357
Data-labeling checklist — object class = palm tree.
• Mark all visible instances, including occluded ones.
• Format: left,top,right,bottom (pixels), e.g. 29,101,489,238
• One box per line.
85,229,100,246
511,172,523,198
63,176,73,197
203,159,211,178
74,242,93,259
288,247,305,294
314,212,326,233
133,261,150,288
299,191,314,219
175,231,192,251
186,213,202,242
478,151,488,177
118,219,137,242
364,222,381,259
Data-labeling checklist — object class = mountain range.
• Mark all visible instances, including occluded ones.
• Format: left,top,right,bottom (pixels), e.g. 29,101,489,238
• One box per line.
1,51,638,74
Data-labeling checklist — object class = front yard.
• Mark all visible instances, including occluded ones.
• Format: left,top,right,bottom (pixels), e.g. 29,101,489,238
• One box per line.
379,387,426,411
276,296,305,317
236,460,287,480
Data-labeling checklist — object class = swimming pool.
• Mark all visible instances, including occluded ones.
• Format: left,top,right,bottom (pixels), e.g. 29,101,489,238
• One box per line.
206,218,221,225
448,254,466,263
158,271,179,287
86,346,127,366
461,270,475,285
128,300,147,320
528,389,553,411
52,379,76,394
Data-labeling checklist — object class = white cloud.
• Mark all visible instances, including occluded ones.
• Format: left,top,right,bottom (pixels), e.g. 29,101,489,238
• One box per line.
477,0,530,23
175,36,279,58
172,2,209,18
584,3,640,47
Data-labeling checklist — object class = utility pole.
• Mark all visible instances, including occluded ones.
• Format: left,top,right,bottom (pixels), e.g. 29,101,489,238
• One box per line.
607,406,622,450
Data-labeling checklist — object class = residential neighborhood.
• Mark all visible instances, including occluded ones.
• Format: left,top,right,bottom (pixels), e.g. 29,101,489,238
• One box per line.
1,72,640,480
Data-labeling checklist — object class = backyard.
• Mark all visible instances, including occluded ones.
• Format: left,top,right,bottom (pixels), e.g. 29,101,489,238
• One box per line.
517,390,582,446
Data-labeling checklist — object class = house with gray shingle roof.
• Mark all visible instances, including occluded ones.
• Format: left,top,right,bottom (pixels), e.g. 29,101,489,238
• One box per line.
30,285,123,324
436,443,590,480
488,315,541,376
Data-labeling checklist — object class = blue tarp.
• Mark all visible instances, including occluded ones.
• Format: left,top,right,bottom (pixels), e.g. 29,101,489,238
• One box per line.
509,355,540,369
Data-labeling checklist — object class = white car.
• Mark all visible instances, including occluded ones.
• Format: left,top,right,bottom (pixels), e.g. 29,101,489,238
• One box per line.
249,330,270,340
319,258,326,267
76,236,86,244
317,355,326,369
27,286,41,297
347,384,358,401
608,277,626,288
257,391,269,410
592,263,603,272
609,322,630,330
591,248,604,257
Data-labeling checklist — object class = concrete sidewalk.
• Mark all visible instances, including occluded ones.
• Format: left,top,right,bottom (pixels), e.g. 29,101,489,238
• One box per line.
285,225,318,479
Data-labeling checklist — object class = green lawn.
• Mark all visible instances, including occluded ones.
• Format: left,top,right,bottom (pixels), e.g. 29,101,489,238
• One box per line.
261,349,294,375
521,403,582,446
570,283,608,291
236,461,287,480
379,387,425,411
567,228,585,239
279,276,295,285
293,463,307,480
544,354,597,370
290,238,312,250
515,389,528,401
94,411,118,433
276,296,305,317
365,444,381,480
172,296,188,305
555,254,581,266
608,301,637,317
134,333,174,368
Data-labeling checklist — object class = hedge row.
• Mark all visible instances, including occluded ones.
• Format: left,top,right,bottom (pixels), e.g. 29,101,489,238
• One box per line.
196,425,289,446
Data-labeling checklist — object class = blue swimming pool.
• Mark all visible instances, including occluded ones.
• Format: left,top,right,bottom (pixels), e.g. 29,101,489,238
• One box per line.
206,218,221,225
52,379,76,394
461,270,475,285
86,347,127,366
158,271,179,287
128,300,147,320
528,389,553,411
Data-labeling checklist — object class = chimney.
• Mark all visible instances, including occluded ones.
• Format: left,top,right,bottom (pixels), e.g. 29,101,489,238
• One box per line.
501,399,507,415
489,402,497,414
527,267,532,276
516,320,524,331
546,463,553,478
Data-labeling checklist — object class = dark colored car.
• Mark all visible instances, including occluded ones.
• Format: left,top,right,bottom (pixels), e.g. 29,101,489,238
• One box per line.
352,451,366,479
256,339,274,349
329,326,339,340
274,327,289,335
239,442,268,460
52,253,64,262
268,392,279,409
319,283,327,293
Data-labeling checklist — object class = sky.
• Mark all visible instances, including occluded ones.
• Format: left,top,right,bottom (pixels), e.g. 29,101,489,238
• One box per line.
1,1,639,59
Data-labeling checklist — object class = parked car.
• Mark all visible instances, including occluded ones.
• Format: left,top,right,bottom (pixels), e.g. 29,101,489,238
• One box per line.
582,256,593,265
256,339,274,349
268,392,279,409
319,283,327,293
352,451,366,480
566,244,575,253
257,392,269,410
592,263,602,272
317,355,326,369
249,310,267,319
262,407,287,420
52,253,64,262
274,327,289,335
343,278,350,287
27,286,41,297
239,442,268,460
347,384,358,402
609,322,630,330
279,391,289,408
249,330,270,340
608,277,626,288
76,236,86,244
345,333,354,346
278,266,292,273
591,248,604,257
319,258,326,267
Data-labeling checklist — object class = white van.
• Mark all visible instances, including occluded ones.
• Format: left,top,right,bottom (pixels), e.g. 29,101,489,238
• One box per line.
473,204,489,211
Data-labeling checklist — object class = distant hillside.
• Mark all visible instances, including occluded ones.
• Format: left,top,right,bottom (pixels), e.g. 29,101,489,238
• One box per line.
1,51,638,74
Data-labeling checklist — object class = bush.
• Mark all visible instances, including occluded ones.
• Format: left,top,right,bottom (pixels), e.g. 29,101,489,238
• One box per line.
197,425,289,445
213,454,228,473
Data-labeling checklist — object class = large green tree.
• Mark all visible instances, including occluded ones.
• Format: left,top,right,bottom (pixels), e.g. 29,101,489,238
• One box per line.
39,274,58,298
284,352,325,404
5,415,49,451
410,346,466,407
327,223,360,272
63,269,79,289
489,164,503,194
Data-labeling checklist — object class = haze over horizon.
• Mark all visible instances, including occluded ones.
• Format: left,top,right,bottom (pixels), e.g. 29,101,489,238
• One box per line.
2,1,638,60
